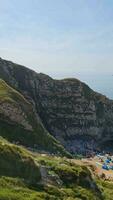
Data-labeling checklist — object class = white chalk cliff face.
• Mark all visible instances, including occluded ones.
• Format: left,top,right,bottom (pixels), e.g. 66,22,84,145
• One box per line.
0,57,113,154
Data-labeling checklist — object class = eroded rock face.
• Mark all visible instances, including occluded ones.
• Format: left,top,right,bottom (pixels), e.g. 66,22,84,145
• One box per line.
0,58,113,154
0,102,33,131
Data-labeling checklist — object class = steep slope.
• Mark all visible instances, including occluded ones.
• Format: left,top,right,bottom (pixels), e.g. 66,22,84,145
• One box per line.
0,57,113,154
0,137,41,184
0,137,105,200
0,79,70,157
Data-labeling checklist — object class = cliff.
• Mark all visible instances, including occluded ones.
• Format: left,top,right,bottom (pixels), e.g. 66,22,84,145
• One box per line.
0,78,69,157
0,57,113,155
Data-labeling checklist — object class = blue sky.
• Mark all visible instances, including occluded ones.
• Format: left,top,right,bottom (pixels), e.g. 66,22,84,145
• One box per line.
0,0,113,98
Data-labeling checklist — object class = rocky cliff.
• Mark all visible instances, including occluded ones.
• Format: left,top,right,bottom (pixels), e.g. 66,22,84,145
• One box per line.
0,57,113,155
0,78,69,157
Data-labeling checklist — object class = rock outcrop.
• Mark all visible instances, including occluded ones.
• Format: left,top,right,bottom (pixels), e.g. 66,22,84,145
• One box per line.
0,57,113,155
0,79,69,157
0,101,33,131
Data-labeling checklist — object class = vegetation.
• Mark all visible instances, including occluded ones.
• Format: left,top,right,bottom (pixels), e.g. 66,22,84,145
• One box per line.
0,137,41,184
0,138,101,199
0,79,70,157
0,136,113,199
0,79,29,104
1,66,113,199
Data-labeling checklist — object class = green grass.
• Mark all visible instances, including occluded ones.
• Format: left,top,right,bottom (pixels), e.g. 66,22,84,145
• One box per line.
0,176,103,200
0,79,29,104
0,177,52,200
0,78,113,199
0,137,41,184
0,138,113,200
0,79,70,157
96,179,113,200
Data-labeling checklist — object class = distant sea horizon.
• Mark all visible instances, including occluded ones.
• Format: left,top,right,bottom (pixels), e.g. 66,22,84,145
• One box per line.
46,71,113,100
79,74,113,100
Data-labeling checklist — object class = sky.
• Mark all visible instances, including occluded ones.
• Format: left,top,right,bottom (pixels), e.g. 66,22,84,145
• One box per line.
0,0,113,98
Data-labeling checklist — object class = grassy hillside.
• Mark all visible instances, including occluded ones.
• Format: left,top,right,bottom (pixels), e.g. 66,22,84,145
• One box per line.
0,78,29,103
0,137,113,199
0,175,112,200
0,137,103,200
0,137,41,184
0,79,70,157
0,176,101,200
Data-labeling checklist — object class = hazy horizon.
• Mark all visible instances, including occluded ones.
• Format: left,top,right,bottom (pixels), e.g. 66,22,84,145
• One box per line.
0,0,113,98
